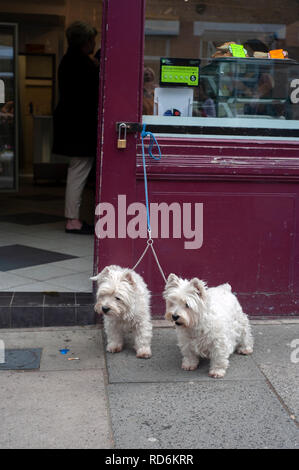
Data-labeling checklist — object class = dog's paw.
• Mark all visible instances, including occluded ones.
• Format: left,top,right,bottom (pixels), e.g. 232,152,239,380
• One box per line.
208,368,226,379
107,344,123,353
136,347,152,359
237,347,253,355
182,362,198,371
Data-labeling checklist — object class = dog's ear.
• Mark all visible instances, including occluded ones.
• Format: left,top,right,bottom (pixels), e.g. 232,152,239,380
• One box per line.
123,270,135,287
166,273,180,288
190,278,207,299
90,266,110,283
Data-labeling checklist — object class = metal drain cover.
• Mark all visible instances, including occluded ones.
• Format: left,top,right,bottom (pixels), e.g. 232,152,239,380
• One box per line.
0,348,42,370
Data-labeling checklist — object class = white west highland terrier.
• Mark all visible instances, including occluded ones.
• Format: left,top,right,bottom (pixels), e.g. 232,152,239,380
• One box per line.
91,265,152,358
163,274,254,378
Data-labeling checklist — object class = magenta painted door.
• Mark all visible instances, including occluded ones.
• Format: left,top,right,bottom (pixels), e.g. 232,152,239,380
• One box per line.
95,0,299,318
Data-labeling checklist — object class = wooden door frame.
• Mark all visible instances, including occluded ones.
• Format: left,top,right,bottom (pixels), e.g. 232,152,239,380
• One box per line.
94,0,145,274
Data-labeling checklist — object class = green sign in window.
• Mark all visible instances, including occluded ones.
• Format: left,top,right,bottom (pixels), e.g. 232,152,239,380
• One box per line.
161,64,199,86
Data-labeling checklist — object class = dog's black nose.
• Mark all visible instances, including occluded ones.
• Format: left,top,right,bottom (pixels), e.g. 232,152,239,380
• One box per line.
102,306,110,314
172,314,179,321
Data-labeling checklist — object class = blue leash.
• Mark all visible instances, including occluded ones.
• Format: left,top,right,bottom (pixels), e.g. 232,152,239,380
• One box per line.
132,124,166,282
141,123,162,234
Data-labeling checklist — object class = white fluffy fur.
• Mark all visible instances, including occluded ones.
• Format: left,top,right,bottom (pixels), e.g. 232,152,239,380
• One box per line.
91,265,152,358
163,274,254,378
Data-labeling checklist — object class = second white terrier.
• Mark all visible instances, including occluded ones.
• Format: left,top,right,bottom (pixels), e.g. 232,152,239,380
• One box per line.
91,265,152,358
163,274,253,378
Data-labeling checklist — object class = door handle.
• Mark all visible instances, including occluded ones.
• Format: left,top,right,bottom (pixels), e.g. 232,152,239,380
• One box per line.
116,122,142,134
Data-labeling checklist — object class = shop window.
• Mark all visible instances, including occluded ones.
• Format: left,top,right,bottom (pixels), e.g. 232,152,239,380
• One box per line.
143,0,299,140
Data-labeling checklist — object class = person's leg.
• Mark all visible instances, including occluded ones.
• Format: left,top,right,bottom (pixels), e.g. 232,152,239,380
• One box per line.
65,157,94,230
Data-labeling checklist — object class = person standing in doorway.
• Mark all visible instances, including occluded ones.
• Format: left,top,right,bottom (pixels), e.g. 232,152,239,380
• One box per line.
53,21,99,234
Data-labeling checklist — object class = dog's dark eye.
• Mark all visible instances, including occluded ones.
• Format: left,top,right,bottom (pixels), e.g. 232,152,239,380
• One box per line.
115,296,121,301
185,303,189,309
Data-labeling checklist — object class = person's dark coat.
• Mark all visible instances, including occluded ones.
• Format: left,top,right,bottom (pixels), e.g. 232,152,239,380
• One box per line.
52,47,99,157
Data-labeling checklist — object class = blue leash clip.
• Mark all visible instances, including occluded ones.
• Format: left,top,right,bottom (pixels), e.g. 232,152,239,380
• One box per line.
141,124,162,162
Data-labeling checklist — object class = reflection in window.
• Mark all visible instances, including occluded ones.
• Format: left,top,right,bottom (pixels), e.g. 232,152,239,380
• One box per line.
144,0,299,137
0,25,16,189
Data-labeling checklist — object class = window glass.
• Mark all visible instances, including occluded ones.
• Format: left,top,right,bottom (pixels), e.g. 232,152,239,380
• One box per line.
143,0,299,139
0,24,17,189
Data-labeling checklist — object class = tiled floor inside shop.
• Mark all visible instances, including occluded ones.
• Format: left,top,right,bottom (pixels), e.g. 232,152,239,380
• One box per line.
0,177,95,292
0,177,96,327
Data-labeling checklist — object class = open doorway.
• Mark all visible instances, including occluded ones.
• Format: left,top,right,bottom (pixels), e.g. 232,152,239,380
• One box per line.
0,1,102,295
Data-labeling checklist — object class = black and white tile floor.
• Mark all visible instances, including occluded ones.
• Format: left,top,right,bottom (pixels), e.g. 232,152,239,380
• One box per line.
0,179,96,327
0,220,94,292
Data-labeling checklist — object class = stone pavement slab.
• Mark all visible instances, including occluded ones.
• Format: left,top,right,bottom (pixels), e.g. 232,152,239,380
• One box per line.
106,328,264,383
251,324,299,365
105,324,299,449
0,326,105,371
107,380,298,449
0,326,113,449
0,369,112,449
0,323,298,449
251,324,299,421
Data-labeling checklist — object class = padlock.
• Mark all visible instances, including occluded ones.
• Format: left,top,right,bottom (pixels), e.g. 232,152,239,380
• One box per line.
117,123,127,149
117,138,127,149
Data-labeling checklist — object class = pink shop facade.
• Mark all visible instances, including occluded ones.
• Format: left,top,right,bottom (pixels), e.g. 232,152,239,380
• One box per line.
95,0,299,318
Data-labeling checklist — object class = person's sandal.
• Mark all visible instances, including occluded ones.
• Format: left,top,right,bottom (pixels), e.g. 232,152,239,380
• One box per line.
65,221,94,235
